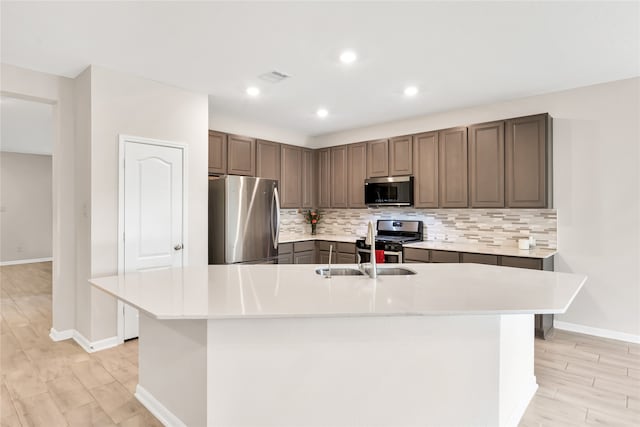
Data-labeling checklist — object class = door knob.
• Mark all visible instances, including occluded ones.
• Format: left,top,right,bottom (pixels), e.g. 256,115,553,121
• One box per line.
174,244,183,251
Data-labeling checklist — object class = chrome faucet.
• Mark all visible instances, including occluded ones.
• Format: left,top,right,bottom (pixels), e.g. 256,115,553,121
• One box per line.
364,221,377,279
325,244,333,279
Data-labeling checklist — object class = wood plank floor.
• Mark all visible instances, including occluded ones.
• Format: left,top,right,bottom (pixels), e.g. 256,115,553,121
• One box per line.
1,262,639,426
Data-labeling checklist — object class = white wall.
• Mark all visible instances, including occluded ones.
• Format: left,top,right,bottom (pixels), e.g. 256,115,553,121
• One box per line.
1,63,77,333
83,65,209,340
209,110,310,147
312,78,640,339
0,152,53,262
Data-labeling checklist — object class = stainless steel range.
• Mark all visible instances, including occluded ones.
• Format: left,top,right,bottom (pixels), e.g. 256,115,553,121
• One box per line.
355,220,424,263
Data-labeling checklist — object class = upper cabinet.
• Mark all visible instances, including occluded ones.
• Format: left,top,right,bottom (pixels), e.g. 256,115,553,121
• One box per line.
366,137,413,178
302,149,315,208
280,144,302,208
413,132,439,208
389,135,413,176
317,148,331,208
367,139,389,178
469,121,505,208
330,145,348,208
438,127,468,208
256,139,281,181
208,131,227,175
505,114,551,208
227,134,255,176
347,142,367,208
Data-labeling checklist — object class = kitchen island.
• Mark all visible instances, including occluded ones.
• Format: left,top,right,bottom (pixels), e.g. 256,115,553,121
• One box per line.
90,263,586,427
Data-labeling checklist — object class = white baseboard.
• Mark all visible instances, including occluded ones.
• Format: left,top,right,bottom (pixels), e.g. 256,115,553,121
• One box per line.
0,257,52,266
73,331,121,353
49,328,74,341
48,328,121,353
135,384,186,427
554,320,640,344
506,378,538,427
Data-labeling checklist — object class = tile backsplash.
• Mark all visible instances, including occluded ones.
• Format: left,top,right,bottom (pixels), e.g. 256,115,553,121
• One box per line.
281,208,557,249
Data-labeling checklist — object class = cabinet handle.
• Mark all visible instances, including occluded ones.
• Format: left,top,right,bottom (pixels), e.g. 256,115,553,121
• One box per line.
174,244,183,251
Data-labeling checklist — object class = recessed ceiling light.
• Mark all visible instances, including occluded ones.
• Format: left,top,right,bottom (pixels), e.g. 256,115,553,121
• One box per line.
339,50,357,64
316,108,329,118
246,86,260,97
404,86,419,96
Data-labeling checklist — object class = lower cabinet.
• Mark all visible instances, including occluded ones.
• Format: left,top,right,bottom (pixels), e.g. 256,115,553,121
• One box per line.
277,243,293,264
402,247,555,339
316,241,356,264
293,241,315,264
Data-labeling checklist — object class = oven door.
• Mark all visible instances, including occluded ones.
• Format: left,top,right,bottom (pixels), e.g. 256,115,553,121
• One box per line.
356,246,402,264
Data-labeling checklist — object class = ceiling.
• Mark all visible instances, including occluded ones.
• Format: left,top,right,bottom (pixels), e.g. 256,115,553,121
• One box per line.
1,1,638,137
0,96,54,155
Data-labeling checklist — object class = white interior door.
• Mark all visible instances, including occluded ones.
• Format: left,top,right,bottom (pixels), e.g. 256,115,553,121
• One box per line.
121,139,184,340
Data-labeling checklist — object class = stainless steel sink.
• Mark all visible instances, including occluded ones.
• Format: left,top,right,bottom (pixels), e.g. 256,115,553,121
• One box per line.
375,267,416,276
315,267,364,276
360,266,417,276
315,266,416,277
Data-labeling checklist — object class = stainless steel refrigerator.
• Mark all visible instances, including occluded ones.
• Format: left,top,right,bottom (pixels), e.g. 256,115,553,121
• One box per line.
208,175,280,264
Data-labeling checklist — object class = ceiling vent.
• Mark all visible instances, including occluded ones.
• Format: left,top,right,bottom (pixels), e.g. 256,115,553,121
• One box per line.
258,70,291,83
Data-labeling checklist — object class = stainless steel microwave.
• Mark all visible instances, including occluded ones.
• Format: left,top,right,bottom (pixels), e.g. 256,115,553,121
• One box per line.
364,176,414,206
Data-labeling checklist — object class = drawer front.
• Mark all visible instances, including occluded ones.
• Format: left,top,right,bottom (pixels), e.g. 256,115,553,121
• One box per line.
500,256,542,270
430,250,460,263
293,240,315,252
317,241,333,251
461,253,499,265
278,243,293,254
403,248,429,263
337,242,355,254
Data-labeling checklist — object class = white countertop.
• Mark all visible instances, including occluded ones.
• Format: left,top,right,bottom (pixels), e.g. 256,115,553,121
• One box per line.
89,264,585,320
403,240,557,259
278,233,358,243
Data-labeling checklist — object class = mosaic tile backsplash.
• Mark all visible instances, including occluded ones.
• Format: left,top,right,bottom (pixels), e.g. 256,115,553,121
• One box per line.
280,208,557,249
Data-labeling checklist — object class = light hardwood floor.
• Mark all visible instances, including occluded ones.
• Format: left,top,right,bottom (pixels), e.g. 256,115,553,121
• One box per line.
1,262,639,426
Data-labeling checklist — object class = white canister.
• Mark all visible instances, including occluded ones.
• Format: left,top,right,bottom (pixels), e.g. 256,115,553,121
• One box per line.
528,236,536,247
518,239,531,250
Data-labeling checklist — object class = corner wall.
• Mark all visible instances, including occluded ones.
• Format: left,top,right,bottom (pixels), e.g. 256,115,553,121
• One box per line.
86,66,209,340
311,78,640,339
1,63,77,333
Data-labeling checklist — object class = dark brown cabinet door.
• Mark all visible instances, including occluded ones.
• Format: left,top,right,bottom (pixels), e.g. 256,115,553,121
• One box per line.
413,132,439,208
330,145,348,208
438,127,468,208
347,142,367,208
227,134,256,176
317,148,331,208
505,114,550,208
256,139,281,181
337,252,356,264
208,131,227,175
294,251,315,264
366,139,389,178
469,121,505,207
389,135,413,176
280,144,302,208
302,149,314,208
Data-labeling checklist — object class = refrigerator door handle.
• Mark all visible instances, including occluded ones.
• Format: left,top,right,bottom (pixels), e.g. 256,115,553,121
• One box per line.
273,186,281,249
